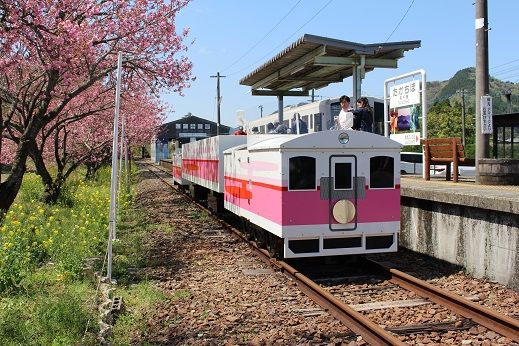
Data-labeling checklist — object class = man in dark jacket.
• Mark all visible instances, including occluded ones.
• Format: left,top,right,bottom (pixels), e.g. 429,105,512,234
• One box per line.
353,97,373,133
290,113,308,134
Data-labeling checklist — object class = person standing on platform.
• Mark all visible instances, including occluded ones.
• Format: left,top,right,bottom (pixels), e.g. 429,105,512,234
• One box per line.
290,113,308,134
337,95,354,130
275,123,288,134
353,97,374,132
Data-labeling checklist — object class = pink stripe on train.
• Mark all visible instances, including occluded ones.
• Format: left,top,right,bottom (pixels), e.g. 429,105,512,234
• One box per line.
224,176,399,226
182,159,219,183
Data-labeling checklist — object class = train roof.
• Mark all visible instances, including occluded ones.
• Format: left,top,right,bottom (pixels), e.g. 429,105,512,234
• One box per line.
244,131,402,151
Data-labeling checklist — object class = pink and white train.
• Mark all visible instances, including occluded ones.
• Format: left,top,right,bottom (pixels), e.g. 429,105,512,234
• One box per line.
172,131,401,259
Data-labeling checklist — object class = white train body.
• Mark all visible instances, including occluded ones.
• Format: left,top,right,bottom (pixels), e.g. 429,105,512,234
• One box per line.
181,136,247,193
179,132,401,258
249,96,384,134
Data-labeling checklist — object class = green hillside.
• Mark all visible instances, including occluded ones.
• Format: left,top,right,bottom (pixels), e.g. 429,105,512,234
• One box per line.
427,67,519,114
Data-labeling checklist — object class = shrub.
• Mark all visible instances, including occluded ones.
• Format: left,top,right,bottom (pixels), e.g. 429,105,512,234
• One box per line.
0,169,112,292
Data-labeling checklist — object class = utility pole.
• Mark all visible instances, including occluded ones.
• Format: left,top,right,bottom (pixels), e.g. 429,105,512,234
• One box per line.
457,89,467,146
475,0,489,183
258,105,263,118
210,72,226,135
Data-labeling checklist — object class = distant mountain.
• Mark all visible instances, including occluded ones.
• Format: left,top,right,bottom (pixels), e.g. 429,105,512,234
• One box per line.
427,67,519,114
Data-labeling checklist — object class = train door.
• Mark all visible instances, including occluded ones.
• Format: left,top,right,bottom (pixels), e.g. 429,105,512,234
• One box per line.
328,155,358,231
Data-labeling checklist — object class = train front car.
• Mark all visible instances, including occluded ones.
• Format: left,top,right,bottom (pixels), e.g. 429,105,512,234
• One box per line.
224,131,402,258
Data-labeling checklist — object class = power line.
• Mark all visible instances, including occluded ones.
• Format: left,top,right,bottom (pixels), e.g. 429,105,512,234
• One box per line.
227,0,335,77
490,57,519,70
491,64,519,76
499,72,519,81
385,0,416,42
221,0,303,73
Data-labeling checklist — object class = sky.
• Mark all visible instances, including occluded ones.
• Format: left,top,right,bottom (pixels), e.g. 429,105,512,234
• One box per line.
162,0,519,127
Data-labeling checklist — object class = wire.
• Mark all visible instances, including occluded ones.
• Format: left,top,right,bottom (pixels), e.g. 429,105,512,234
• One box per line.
221,0,303,73
227,0,335,77
385,0,416,42
499,72,519,81
490,57,519,70
492,64,519,77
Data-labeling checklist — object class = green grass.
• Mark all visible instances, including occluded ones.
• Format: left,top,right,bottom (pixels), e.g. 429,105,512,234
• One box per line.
0,165,135,345
0,273,98,345
112,282,169,346
109,179,196,344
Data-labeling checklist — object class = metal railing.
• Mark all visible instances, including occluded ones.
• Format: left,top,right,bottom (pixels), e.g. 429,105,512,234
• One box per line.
492,112,519,159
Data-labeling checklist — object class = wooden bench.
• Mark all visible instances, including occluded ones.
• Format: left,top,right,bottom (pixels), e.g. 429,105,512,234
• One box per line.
421,137,475,183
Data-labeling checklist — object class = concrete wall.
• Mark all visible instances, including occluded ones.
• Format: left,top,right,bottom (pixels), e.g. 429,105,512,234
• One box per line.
400,196,519,289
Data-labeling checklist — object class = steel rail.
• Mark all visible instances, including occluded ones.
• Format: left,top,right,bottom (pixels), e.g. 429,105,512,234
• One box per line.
145,163,404,345
366,259,519,342
147,163,519,342
275,260,404,346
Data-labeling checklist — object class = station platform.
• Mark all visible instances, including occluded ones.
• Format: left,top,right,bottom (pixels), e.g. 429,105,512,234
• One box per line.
401,175,519,214
399,175,519,290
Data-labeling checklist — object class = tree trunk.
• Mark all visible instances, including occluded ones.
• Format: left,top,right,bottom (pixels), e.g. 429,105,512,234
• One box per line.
85,162,101,181
0,140,29,213
43,177,63,204
26,139,60,203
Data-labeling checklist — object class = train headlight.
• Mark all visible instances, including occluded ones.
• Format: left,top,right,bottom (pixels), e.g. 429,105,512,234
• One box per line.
332,199,356,224
338,132,349,144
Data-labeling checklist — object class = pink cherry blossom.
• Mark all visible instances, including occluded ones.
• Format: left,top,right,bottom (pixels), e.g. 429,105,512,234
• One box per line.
0,0,193,210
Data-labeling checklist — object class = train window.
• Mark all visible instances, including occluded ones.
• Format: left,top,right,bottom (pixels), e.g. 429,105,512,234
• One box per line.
289,156,316,190
302,115,309,127
314,114,322,131
334,162,352,189
370,156,394,188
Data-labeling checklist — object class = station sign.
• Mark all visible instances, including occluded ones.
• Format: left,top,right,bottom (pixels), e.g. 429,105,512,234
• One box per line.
480,95,493,134
390,132,421,146
389,80,421,108
179,132,208,138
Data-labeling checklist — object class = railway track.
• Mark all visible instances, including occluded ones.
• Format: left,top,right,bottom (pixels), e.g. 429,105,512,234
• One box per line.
145,162,519,345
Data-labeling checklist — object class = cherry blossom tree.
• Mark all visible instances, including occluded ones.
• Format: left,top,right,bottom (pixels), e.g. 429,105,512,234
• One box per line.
29,86,164,202
0,0,192,211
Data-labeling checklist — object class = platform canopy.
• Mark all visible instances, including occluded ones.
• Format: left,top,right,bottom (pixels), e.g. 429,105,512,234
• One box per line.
240,34,421,97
